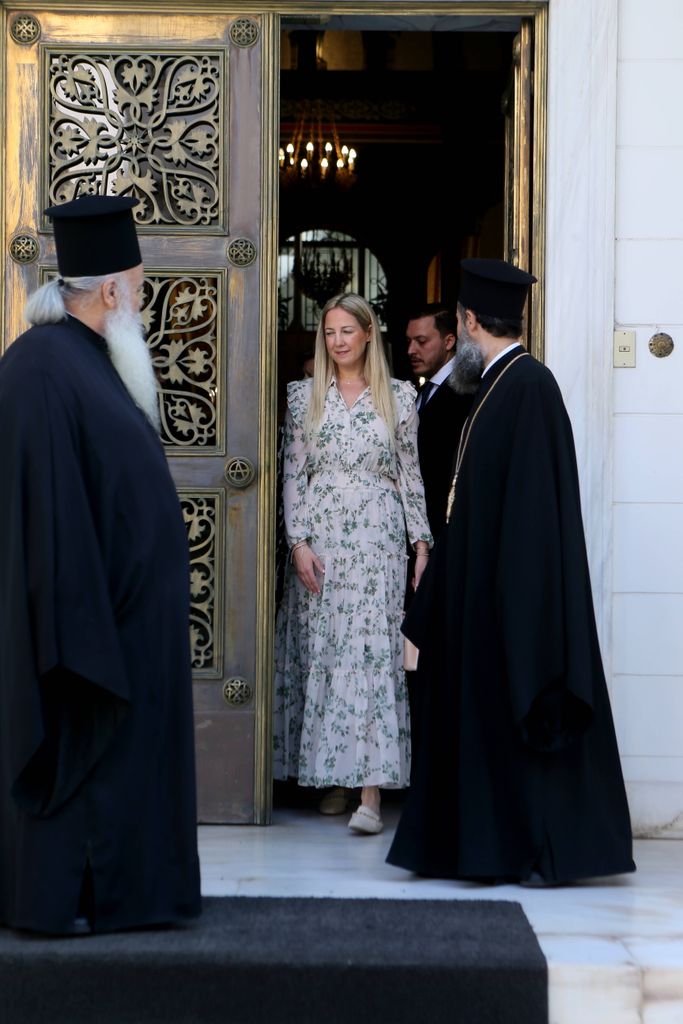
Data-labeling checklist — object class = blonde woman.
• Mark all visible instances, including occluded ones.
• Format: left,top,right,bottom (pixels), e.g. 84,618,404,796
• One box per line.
273,293,432,834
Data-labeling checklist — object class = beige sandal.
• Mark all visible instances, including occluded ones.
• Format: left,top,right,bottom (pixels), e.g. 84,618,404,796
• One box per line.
348,804,383,835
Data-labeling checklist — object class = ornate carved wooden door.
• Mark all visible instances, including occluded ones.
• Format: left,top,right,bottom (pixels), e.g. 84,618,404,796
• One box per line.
2,7,278,823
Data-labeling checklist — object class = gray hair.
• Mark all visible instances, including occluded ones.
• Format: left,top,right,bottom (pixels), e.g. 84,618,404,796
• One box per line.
24,274,118,326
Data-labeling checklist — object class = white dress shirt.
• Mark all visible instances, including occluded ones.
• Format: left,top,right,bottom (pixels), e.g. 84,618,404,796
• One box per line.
419,356,455,409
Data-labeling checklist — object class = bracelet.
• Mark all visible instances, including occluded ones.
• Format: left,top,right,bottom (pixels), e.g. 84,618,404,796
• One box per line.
290,540,308,559
415,550,429,557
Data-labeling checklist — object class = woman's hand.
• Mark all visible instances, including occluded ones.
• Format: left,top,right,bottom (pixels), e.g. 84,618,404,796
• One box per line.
292,543,325,595
412,552,429,591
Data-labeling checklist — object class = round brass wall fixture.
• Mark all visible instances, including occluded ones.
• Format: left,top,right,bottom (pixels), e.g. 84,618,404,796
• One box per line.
649,332,674,358
10,15,41,45
9,233,39,264
230,18,259,48
227,237,257,268
223,677,253,708
224,456,256,488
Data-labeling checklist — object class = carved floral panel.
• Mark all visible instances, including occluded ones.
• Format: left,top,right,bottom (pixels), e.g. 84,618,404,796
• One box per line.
41,268,222,450
45,48,226,229
142,273,221,449
180,492,223,674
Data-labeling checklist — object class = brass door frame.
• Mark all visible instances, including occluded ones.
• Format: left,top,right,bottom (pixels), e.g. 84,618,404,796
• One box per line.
1,0,547,826
254,12,279,824
503,16,545,355
259,0,548,823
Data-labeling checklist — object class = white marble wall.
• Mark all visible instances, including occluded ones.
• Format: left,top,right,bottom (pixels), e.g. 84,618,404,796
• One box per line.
544,0,683,835
544,0,618,664
612,0,683,836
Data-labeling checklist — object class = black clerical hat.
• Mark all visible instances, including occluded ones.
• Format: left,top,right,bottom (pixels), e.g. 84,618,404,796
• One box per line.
459,258,537,320
44,195,141,277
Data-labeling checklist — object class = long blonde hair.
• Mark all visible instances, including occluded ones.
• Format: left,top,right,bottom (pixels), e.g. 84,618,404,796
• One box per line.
305,293,396,445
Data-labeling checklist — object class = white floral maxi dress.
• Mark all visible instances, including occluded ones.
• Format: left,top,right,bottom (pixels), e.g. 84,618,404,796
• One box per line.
273,378,432,789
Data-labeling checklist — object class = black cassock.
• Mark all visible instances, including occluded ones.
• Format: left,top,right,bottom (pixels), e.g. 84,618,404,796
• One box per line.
0,316,201,933
388,346,635,883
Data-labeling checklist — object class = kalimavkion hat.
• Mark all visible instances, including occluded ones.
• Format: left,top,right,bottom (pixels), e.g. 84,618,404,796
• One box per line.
44,195,141,277
459,258,537,321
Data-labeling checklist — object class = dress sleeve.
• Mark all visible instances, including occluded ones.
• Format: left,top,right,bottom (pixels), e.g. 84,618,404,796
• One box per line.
394,382,433,548
282,401,311,548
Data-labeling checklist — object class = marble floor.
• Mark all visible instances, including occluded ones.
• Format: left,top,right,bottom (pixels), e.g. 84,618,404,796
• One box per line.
199,806,683,1024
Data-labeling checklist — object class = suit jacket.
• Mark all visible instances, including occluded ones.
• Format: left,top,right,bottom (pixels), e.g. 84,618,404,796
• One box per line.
417,381,472,541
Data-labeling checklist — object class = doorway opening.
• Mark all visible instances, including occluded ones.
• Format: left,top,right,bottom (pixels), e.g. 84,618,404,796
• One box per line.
271,11,546,816
277,12,543,394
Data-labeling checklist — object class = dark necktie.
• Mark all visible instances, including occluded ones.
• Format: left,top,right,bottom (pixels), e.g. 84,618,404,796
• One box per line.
418,380,435,414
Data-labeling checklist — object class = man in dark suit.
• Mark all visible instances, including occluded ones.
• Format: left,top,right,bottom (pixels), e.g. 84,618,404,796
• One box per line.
407,305,472,540
403,307,472,752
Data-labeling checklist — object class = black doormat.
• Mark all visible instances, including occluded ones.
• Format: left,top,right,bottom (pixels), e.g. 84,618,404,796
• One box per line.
1,897,547,1024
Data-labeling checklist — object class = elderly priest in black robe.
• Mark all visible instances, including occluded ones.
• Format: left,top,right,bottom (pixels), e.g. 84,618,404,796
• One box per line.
0,196,201,933
388,259,635,884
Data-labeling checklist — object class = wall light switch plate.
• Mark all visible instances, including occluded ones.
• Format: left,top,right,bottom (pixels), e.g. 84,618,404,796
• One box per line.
614,329,636,368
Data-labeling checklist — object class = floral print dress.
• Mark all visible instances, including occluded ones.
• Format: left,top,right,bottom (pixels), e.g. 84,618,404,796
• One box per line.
273,377,432,789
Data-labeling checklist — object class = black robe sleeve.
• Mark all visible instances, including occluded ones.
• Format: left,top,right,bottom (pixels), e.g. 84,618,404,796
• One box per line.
2,366,130,817
497,369,595,751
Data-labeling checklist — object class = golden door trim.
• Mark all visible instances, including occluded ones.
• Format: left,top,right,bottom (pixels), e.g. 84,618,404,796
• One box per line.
254,10,279,825
531,4,548,365
5,2,547,13
0,5,7,355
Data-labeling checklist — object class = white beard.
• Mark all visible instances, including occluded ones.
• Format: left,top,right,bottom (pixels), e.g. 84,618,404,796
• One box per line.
103,299,160,432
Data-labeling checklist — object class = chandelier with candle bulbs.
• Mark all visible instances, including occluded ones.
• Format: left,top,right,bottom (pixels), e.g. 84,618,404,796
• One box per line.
279,102,357,187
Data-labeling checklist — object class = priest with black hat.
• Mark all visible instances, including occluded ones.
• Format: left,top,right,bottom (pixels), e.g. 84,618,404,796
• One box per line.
387,258,635,884
0,195,201,933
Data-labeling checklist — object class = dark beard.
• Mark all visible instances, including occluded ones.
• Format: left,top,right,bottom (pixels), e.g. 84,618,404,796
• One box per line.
448,334,484,395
